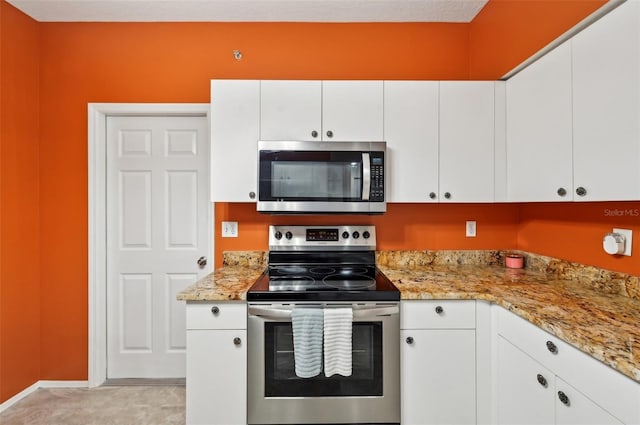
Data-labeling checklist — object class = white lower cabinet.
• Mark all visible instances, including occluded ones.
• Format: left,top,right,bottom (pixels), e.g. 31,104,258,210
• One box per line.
186,302,247,425
497,335,557,425
496,307,637,425
498,336,622,425
400,300,476,425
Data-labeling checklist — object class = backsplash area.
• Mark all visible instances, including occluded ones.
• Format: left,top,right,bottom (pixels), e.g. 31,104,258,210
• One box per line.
222,250,640,301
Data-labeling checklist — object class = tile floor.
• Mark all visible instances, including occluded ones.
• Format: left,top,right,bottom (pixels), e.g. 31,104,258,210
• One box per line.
0,386,185,425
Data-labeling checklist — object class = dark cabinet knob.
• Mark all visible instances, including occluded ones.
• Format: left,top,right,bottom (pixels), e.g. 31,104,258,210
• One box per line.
558,391,570,406
557,187,567,197
546,340,558,354
326,130,334,138
211,306,220,315
249,191,256,199
429,192,436,200
444,192,451,200
405,336,414,345
435,306,444,314
576,186,587,197
311,130,318,138
537,374,548,387
197,256,207,267
233,337,242,346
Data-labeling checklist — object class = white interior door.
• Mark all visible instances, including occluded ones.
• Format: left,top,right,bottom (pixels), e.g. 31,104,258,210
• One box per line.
106,115,210,378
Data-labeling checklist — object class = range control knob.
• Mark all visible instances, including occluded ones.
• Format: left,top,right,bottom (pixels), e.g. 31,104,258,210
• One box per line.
285,231,293,240
274,231,283,240
342,231,350,239
352,231,360,239
362,231,370,239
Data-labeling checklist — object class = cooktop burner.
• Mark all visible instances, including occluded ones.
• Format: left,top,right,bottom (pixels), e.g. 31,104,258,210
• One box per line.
247,225,400,302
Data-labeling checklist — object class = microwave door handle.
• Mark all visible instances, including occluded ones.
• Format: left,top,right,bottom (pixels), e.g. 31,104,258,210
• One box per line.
362,153,371,201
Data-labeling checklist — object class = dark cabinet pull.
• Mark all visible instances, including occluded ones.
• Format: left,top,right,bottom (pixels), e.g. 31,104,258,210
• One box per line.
311,130,318,138
536,374,548,387
211,306,220,315
326,130,334,138
444,192,451,200
429,192,436,200
233,337,242,346
435,306,444,314
405,336,414,345
558,391,570,406
546,341,558,354
576,186,587,197
557,187,567,197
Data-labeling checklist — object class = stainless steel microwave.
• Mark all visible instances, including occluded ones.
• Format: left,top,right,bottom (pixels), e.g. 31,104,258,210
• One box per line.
257,140,386,214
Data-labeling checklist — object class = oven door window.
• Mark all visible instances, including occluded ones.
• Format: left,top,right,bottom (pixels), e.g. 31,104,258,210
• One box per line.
264,322,383,397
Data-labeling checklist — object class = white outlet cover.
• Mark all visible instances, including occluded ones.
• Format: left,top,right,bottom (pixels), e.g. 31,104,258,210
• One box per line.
613,228,632,256
466,221,477,238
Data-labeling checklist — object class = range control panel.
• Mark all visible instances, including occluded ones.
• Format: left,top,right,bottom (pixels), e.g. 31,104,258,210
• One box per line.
269,225,377,251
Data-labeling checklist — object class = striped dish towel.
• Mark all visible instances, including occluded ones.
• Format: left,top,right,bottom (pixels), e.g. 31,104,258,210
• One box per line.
323,308,353,377
291,308,324,378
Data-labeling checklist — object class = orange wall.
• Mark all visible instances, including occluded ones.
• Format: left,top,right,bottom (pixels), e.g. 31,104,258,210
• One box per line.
0,1,41,402
519,202,640,276
215,203,520,268
469,0,608,79
0,0,630,401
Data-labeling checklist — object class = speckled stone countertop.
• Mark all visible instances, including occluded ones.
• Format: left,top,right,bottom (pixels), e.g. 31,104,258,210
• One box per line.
177,250,640,382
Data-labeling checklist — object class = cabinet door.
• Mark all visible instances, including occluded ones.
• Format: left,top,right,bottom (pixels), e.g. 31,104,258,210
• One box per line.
572,0,640,201
186,329,247,425
322,81,383,141
497,336,554,425
401,329,476,425
555,377,623,425
439,82,495,202
506,42,573,202
260,80,322,141
210,80,260,202
384,81,439,202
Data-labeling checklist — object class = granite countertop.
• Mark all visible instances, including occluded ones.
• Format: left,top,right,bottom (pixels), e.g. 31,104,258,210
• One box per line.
177,250,640,383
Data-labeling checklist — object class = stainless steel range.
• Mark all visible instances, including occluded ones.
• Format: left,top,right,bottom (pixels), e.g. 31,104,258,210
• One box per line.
247,225,400,425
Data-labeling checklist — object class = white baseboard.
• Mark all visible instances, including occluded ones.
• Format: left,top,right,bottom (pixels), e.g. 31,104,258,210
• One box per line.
0,380,89,413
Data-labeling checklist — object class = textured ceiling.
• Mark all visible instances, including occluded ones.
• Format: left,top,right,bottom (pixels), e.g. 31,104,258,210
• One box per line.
6,0,489,22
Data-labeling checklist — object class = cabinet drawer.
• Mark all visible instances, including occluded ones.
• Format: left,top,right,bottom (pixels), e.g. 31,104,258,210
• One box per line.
186,302,247,330
497,307,640,425
401,300,475,329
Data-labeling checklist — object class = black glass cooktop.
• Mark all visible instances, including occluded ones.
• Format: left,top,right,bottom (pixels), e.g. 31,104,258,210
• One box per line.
247,251,399,302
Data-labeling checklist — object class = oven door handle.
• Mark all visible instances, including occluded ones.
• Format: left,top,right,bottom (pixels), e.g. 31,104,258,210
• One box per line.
248,305,399,321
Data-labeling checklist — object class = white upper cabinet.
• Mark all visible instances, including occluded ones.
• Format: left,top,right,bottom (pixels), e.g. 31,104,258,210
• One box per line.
260,80,383,141
571,0,640,201
260,80,322,141
210,80,260,202
506,41,574,202
384,81,439,202
439,81,495,202
322,81,384,141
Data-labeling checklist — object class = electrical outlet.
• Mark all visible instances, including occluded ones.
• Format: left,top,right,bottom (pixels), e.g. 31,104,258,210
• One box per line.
613,228,632,256
222,221,238,238
466,221,477,238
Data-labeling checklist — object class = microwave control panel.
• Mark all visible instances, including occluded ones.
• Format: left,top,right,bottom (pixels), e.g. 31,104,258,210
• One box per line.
370,153,385,202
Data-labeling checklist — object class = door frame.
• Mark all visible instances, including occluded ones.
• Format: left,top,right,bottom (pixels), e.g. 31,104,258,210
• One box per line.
88,103,212,387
